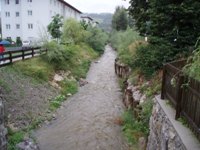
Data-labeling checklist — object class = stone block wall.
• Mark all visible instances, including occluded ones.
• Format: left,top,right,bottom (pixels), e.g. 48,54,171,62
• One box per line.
147,99,186,150
0,100,7,150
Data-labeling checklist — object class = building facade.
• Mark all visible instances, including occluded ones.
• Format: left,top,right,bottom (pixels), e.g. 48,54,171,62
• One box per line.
1,0,82,42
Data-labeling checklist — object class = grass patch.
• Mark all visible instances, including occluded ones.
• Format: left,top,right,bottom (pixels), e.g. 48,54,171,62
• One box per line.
0,79,11,93
69,60,91,79
60,80,78,96
13,57,54,82
50,95,66,110
139,73,162,97
122,99,153,146
8,129,25,150
118,78,126,90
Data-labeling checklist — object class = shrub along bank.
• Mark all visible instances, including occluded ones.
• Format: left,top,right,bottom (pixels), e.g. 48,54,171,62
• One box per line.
110,28,162,148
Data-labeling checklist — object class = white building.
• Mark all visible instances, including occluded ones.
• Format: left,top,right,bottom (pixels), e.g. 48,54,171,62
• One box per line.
1,0,82,42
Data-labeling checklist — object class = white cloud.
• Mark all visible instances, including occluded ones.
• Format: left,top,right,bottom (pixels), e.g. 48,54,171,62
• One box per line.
65,0,130,13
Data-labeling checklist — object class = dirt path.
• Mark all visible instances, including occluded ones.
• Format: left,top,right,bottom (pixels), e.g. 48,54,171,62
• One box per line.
35,45,129,150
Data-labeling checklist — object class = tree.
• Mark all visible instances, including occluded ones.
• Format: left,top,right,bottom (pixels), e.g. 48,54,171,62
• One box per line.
129,0,200,53
112,6,128,31
61,19,89,44
129,0,149,35
47,14,63,41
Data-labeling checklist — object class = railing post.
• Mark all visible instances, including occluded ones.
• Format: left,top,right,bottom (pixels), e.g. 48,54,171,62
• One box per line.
115,59,117,74
22,50,25,60
175,75,184,120
161,65,166,99
32,48,34,57
9,51,12,63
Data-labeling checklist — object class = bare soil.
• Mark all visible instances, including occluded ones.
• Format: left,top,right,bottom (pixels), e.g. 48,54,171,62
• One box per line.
0,67,58,129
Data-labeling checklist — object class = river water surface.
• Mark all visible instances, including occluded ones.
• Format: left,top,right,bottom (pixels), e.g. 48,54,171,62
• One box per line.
36,45,129,150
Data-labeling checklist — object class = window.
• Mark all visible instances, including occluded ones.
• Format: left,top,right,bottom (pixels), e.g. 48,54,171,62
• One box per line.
16,12,20,17
5,0,9,4
6,24,11,29
27,0,32,2
16,0,19,4
5,12,10,17
16,24,20,29
28,24,33,29
28,10,32,16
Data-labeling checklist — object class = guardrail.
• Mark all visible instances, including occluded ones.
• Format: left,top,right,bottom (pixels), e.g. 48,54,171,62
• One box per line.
0,47,47,67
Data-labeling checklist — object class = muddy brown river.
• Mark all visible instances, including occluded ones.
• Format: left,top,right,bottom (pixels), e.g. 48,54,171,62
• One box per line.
35,45,129,150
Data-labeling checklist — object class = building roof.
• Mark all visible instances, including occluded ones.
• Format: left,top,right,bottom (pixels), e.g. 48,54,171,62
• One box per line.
58,0,82,14
81,16,93,21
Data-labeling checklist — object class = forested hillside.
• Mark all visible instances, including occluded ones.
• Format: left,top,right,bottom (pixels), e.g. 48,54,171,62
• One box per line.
85,13,113,32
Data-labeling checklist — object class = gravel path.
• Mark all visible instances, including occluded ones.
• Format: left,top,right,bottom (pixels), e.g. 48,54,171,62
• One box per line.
35,45,129,150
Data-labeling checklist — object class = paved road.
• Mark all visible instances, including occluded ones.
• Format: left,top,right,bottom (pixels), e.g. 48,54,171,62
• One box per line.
35,45,129,150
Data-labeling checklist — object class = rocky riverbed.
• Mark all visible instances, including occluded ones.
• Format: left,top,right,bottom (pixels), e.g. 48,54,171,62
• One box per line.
35,45,129,150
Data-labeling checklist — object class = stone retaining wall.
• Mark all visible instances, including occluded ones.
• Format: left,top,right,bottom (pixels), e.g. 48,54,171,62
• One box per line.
147,96,200,150
0,100,7,150
147,98,186,150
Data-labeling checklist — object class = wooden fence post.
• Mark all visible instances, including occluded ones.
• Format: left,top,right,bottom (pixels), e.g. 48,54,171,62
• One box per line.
9,51,12,63
115,59,117,74
175,75,184,119
32,48,34,57
22,50,25,60
161,65,166,99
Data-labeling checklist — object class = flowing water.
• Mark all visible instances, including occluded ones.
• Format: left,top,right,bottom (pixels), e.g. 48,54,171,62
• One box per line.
35,45,129,150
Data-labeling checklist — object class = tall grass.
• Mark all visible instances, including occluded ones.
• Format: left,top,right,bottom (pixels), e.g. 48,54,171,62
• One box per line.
110,28,142,51
110,28,142,66
122,99,153,145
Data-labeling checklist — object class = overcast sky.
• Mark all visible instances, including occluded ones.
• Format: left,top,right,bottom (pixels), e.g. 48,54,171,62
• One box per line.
65,0,130,13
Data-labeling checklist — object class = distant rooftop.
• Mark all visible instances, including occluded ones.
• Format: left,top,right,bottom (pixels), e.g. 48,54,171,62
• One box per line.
81,16,93,21
58,0,82,14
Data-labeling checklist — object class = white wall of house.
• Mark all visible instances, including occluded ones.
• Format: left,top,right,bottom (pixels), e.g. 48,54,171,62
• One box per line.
1,0,82,42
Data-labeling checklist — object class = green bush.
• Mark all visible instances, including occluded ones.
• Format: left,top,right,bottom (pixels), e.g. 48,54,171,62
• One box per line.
62,19,89,44
183,49,200,80
43,41,75,70
110,28,142,51
133,37,175,77
86,26,108,54
60,79,78,95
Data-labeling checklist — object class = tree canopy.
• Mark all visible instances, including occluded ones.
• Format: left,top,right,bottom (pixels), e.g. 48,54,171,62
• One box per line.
112,6,128,31
47,14,63,40
129,0,200,52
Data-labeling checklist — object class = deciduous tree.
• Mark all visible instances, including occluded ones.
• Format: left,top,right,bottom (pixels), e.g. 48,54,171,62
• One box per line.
47,14,63,41
112,6,128,31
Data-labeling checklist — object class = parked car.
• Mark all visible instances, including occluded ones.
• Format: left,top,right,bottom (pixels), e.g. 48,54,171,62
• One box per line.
22,40,32,49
